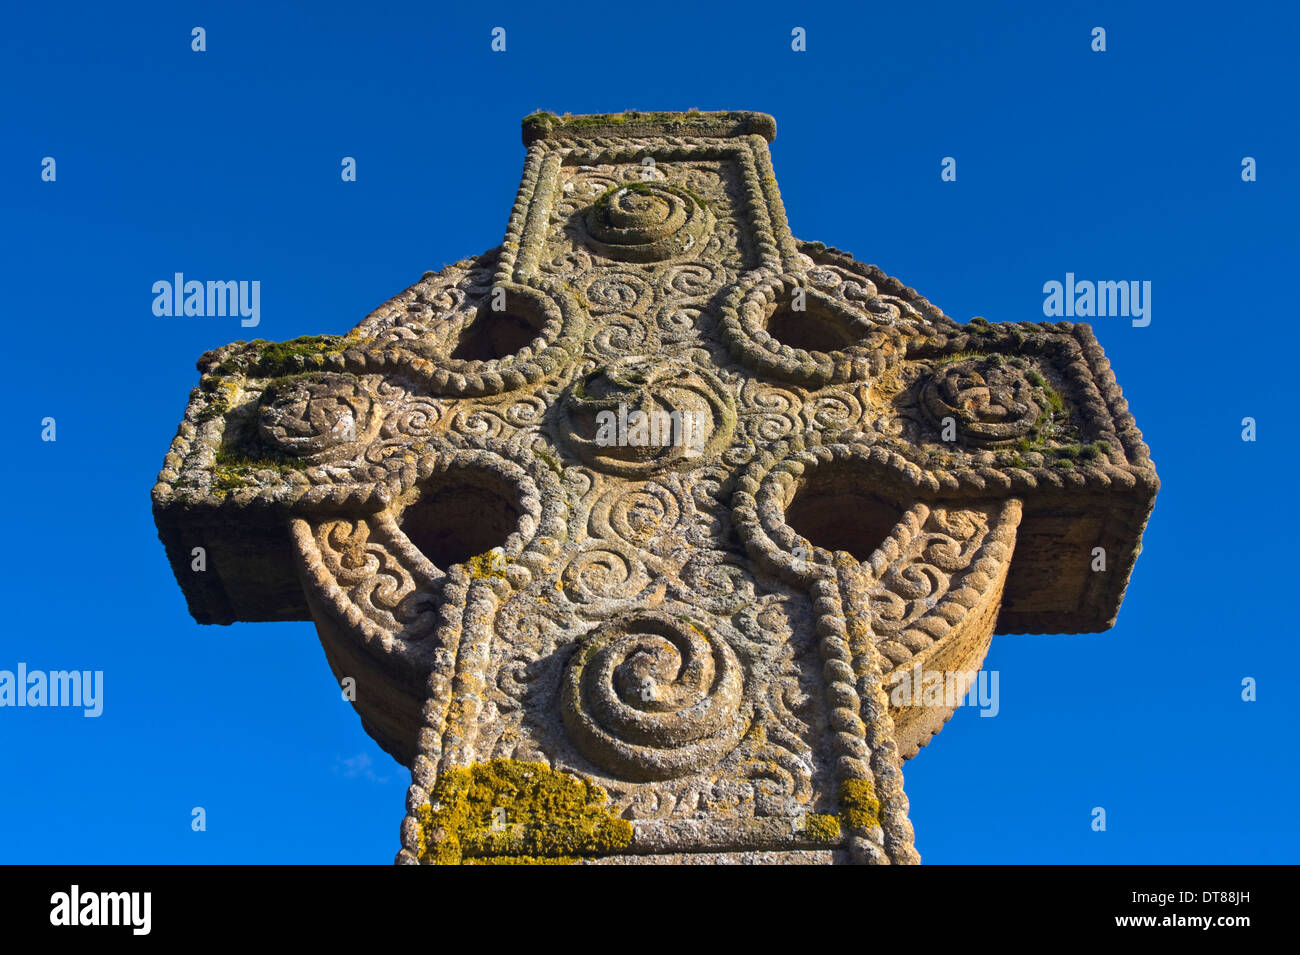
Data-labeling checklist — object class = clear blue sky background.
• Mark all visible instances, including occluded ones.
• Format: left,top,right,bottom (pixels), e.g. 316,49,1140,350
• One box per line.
1,1,1295,864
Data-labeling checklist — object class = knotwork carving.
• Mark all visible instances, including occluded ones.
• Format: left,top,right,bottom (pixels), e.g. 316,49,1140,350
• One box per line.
310,517,430,631
919,355,1053,447
869,505,992,669
258,373,382,463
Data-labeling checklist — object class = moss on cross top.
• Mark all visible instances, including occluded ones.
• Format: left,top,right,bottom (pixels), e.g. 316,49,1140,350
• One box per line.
211,334,365,378
521,109,777,144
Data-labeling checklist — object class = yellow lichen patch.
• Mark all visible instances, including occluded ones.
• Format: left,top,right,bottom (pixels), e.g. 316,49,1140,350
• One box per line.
840,778,881,831
801,813,842,843
196,376,243,422
416,759,633,865
463,854,574,865
465,549,510,580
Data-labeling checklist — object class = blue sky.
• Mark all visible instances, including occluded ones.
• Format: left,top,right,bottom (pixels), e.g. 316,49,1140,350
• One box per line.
1,0,1295,863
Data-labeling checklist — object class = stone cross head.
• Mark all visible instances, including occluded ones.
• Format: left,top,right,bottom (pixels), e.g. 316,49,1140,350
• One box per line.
153,110,1158,864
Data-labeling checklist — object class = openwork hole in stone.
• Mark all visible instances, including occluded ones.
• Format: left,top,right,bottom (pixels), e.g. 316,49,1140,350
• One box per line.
784,467,905,563
765,297,864,354
723,275,901,387
398,467,523,571
449,299,546,363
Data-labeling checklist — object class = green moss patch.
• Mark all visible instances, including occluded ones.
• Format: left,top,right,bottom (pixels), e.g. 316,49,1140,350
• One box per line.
195,377,241,423
210,443,306,491
213,334,366,378
533,446,565,475
523,109,707,134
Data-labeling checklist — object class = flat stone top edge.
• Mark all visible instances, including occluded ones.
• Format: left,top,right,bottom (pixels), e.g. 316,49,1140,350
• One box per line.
522,110,777,146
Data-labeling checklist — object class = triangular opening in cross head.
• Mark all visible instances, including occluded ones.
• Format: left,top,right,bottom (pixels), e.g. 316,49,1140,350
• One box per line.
449,299,546,362
784,465,905,563
398,466,523,571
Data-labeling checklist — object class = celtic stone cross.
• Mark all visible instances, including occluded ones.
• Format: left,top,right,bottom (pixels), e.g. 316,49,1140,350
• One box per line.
153,111,1157,864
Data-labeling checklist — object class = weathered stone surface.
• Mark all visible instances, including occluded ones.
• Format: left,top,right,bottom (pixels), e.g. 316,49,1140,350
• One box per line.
153,110,1158,864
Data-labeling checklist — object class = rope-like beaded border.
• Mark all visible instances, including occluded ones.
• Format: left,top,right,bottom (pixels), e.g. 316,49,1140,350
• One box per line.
732,435,940,864
719,271,905,386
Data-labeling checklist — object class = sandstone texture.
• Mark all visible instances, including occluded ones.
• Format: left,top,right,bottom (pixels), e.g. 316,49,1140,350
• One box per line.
153,110,1158,864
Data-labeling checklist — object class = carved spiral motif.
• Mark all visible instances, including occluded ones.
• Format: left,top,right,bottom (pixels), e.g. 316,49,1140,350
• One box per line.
664,262,724,298
560,546,651,604
449,406,507,439
871,507,989,665
804,263,930,333
554,173,620,222
654,302,701,342
582,183,714,263
257,373,381,463
739,380,802,443
679,555,758,613
561,614,746,781
920,357,1050,446
805,387,869,432
590,313,653,359
589,479,683,548
807,266,877,301
581,271,651,315
313,518,425,631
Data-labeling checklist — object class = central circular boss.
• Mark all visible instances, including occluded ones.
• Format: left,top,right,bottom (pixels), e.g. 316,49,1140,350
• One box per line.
557,355,735,476
582,182,713,262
